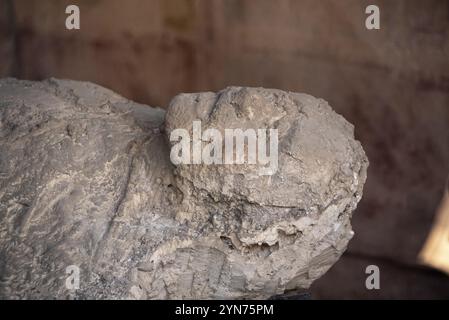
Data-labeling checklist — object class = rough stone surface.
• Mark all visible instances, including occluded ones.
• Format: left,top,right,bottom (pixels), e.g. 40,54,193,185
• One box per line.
0,79,368,299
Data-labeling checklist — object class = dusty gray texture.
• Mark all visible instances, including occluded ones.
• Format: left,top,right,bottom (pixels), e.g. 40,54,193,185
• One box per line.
0,79,368,299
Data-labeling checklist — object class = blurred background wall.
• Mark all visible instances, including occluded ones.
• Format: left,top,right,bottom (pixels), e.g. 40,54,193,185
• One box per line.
1,0,448,298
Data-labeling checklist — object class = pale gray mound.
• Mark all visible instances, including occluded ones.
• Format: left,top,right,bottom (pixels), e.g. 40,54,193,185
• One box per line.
0,79,368,299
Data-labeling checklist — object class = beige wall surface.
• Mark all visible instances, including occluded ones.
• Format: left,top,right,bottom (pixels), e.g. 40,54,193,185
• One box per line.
1,0,449,298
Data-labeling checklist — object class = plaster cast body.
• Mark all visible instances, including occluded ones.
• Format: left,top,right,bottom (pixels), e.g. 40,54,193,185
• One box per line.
0,79,368,299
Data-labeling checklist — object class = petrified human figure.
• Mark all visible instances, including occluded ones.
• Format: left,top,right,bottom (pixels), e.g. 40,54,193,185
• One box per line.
0,79,368,299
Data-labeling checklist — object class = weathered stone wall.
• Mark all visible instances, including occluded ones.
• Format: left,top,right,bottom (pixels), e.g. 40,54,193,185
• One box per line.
0,0,15,76
1,0,448,298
